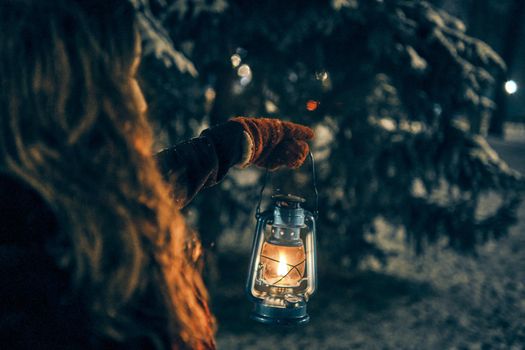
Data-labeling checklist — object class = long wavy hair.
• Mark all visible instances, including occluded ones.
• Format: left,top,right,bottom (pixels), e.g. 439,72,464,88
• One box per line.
0,0,215,348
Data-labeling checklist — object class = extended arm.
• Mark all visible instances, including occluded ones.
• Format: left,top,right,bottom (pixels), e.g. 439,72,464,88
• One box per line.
155,121,249,208
155,117,314,208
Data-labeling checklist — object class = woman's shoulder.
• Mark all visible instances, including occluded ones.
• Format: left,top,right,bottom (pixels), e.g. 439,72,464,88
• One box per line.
0,172,65,307
0,172,58,246
0,244,90,349
0,173,90,348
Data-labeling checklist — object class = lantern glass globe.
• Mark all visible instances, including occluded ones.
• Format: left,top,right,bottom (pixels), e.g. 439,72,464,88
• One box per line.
260,242,306,287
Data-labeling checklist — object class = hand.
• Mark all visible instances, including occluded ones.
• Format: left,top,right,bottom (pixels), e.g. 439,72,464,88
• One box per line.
231,117,314,170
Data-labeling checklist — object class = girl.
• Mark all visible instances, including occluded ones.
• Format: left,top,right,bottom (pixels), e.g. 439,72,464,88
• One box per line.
0,0,313,349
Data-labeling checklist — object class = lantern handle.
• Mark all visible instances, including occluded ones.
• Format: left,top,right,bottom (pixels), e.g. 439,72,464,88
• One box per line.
255,151,319,219
309,151,319,220
255,168,270,218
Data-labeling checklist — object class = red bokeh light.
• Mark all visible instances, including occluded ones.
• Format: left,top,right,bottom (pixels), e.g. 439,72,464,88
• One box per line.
306,100,320,111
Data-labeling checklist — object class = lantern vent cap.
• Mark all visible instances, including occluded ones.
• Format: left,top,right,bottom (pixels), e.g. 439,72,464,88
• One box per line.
272,194,306,207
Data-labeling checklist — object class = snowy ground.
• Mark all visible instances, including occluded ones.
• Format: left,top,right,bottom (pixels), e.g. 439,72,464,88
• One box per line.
212,128,525,350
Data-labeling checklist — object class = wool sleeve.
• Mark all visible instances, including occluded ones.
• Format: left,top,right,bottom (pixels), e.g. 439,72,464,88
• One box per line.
155,121,247,208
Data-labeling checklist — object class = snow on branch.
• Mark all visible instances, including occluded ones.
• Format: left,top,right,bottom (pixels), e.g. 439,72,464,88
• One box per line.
130,0,198,76
380,0,505,130
161,0,228,21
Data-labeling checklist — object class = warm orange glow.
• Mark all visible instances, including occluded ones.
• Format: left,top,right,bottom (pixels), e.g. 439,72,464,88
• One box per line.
306,100,319,111
260,242,305,287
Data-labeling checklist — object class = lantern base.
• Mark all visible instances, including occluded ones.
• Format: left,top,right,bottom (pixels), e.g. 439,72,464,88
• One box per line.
250,301,310,326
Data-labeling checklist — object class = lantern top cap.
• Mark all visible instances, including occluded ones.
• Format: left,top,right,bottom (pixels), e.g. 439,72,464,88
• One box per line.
272,194,306,204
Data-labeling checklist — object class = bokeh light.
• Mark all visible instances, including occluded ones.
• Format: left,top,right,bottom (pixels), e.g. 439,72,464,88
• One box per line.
505,80,518,95
306,100,320,111
231,54,241,68
237,64,251,77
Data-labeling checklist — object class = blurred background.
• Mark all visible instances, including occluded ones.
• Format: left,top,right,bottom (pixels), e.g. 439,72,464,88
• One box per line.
133,0,525,348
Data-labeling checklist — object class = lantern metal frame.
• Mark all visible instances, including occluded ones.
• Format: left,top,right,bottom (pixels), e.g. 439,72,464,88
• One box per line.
246,152,318,325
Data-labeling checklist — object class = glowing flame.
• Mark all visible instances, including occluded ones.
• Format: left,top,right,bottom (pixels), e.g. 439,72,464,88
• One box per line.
277,255,288,276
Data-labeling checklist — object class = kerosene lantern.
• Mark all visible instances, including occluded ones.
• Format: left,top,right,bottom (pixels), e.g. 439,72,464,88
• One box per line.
246,154,318,325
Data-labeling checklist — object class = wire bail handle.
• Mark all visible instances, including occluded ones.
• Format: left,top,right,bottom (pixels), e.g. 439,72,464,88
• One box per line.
255,151,319,219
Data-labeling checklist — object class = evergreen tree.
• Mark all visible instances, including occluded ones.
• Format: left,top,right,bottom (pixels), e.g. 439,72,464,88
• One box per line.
134,0,523,268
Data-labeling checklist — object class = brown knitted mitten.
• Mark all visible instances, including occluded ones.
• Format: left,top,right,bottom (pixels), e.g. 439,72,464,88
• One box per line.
231,117,314,170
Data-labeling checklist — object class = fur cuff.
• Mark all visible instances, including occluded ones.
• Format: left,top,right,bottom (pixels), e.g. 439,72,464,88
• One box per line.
236,131,254,168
